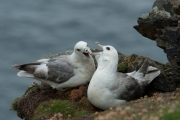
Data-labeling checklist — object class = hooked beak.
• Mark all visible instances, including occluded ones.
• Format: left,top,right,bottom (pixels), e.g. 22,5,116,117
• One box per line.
83,47,92,59
95,41,103,49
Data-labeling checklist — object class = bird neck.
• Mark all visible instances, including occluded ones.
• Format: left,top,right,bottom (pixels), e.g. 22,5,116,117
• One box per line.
94,59,119,88
97,58,118,74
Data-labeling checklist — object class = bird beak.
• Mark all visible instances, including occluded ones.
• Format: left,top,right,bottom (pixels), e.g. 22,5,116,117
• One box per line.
91,41,103,57
83,47,92,59
95,41,103,49
88,50,92,55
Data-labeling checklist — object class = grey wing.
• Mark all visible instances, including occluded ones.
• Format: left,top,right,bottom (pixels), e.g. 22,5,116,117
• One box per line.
46,56,75,84
116,73,143,101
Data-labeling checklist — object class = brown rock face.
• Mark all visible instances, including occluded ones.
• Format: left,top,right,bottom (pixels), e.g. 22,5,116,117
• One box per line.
171,0,180,7
16,84,98,120
70,86,86,101
17,85,60,120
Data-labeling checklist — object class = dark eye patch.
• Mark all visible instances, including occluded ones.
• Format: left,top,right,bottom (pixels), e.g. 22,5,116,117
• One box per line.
106,47,110,50
77,49,80,51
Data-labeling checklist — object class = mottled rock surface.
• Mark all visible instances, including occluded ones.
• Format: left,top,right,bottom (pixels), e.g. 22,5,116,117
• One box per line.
15,83,98,120
134,0,180,86
95,89,180,120
16,85,60,120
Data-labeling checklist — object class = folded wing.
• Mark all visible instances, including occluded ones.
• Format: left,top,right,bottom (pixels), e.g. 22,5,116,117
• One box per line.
12,56,75,84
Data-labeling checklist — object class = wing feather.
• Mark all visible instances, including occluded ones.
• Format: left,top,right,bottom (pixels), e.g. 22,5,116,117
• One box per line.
112,73,143,101
45,55,75,84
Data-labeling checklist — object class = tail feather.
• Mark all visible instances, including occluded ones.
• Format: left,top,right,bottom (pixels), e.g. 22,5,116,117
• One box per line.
127,59,161,86
17,71,34,78
137,66,160,86
137,59,149,77
12,64,21,69
12,62,41,74
144,66,160,82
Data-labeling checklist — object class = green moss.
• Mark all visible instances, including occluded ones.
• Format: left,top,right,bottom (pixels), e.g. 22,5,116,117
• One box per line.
176,88,180,93
78,101,91,108
159,100,180,120
11,98,19,111
33,99,89,119
24,84,40,95
74,110,87,117
118,62,128,73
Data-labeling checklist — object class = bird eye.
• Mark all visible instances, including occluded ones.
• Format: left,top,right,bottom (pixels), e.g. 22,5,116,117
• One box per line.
77,49,80,51
106,47,110,50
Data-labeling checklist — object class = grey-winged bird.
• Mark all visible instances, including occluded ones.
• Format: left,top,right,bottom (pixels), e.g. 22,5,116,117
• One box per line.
12,41,95,91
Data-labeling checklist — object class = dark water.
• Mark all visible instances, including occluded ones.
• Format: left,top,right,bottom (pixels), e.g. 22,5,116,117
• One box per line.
0,0,167,119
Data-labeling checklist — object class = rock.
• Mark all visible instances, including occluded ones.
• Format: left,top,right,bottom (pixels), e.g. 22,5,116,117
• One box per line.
14,83,97,120
134,0,180,85
70,86,86,102
172,5,180,15
16,84,60,120
134,0,179,41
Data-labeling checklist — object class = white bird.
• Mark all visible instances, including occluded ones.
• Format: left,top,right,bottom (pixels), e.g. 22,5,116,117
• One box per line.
87,42,160,110
12,41,95,91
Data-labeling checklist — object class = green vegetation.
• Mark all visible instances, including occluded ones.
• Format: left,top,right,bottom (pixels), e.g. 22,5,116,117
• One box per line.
159,99,180,120
11,98,19,111
11,84,40,111
73,110,88,117
24,84,40,95
118,62,128,73
176,88,180,93
33,99,89,119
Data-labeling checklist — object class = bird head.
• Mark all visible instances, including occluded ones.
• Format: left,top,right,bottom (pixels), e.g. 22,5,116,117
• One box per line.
74,41,92,60
92,42,118,66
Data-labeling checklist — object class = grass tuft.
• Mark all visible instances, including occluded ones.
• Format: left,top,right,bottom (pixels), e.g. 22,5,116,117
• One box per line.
11,98,19,111
159,99,180,120
24,84,40,95
118,62,128,73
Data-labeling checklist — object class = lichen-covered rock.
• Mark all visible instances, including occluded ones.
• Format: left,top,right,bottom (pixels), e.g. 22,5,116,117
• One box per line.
14,83,97,120
16,84,60,120
134,0,179,41
134,0,180,84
